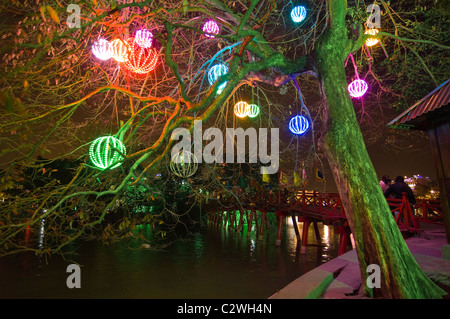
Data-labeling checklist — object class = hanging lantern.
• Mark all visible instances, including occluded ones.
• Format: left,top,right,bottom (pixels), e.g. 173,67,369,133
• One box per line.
289,115,309,135
110,38,130,62
92,38,112,61
348,79,368,98
234,101,250,118
207,64,228,94
202,20,220,38
291,6,307,23
247,104,260,118
169,150,198,178
123,38,158,74
364,29,379,47
135,29,153,48
89,136,126,170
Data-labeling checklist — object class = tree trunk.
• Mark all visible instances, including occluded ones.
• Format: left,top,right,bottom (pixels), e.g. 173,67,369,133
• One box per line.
313,0,446,299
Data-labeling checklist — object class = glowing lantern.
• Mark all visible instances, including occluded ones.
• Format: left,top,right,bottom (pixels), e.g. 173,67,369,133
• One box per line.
123,38,158,74
92,38,112,61
207,64,228,94
89,136,126,170
291,6,307,23
248,104,260,118
234,101,250,118
202,20,220,38
348,79,368,98
289,115,309,135
365,29,379,46
110,38,130,62
169,150,198,178
135,29,153,48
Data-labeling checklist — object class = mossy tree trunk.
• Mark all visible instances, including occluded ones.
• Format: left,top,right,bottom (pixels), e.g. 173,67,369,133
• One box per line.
314,0,446,299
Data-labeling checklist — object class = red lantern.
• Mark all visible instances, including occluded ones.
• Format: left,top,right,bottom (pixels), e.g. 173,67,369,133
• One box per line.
123,38,158,74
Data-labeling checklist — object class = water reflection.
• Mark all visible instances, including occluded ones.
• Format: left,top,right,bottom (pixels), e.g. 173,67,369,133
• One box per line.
0,218,341,299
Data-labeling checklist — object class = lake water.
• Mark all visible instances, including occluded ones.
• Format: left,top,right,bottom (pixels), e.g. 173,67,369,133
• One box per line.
0,219,343,299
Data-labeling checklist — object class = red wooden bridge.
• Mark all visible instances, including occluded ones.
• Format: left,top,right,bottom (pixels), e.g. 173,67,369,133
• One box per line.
206,189,444,256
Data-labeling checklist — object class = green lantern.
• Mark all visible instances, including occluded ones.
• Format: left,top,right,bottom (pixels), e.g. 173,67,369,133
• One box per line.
248,104,260,118
89,136,126,170
169,150,198,178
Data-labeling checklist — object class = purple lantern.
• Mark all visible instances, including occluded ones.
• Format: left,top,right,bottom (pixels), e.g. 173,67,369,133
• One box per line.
348,79,368,98
202,20,220,38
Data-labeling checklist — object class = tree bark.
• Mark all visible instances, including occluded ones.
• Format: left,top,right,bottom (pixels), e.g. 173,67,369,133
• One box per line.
314,0,446,299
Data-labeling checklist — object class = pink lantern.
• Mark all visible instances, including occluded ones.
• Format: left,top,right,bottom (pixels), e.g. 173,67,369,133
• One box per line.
202,20,220,38
348,79,368,98
135,29,153,48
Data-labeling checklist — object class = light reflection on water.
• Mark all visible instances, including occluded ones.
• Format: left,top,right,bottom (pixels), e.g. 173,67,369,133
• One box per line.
0,218,341,299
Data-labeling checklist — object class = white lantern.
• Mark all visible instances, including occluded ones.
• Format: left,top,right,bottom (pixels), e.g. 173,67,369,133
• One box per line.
169,150,199,178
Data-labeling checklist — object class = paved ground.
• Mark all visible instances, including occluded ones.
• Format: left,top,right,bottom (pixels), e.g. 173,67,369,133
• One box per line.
270,222,450,299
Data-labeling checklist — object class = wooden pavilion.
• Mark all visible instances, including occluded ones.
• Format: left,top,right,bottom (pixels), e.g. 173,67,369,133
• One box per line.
387,79,450,244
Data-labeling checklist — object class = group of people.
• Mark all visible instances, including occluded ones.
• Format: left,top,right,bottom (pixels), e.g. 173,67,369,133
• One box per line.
380,175,416,205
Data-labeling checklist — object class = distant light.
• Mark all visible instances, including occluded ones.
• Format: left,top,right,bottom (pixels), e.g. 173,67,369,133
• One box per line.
365,29,379,46
202,20,220,38
92,38,112,60
135,29,153,48
348,79,368,98
289,115,309,135
291,6,307,23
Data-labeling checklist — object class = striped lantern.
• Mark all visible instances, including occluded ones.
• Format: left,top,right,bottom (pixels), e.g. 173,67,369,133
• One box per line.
169,150,199,178
123,38,158,74
364,29,379,47
202,20,220,38
291,6,307,23
247,104,260,118
207,63,228,94
348,79,368,98
289,115,309,135
135,29,153,48
92,38,112,61
110,38,130,63
234,101,250,118
89,136,126,170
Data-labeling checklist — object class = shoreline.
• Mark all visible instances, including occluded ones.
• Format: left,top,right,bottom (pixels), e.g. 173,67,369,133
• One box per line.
269,222,450,299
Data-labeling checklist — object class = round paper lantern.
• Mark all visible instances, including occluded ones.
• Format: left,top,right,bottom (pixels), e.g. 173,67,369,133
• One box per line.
169,150,198,178
207,64,228,94
135,29,153,48
89,136,126,170
110,38,130,62
348,79,368,98
92,38,112,61
291,6,307,23
248,104,260,118
289,115,309,135
365,29,379,47
202,20,220,38
123,38,158,74
234,101,250,118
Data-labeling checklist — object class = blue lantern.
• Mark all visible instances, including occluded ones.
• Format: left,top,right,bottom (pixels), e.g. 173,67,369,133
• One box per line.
291,6,307,23
207,64,228,94
289,115,309,135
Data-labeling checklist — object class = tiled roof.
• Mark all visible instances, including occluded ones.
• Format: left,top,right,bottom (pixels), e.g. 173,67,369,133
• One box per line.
387,79,450,128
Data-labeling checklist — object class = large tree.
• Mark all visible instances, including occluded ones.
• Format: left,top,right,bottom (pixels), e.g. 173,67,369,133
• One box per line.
0,0,448,298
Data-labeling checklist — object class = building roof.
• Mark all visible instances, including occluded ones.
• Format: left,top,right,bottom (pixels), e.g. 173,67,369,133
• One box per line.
387,79,450,130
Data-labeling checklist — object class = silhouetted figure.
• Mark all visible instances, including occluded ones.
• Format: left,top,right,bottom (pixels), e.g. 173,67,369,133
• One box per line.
384,176,416,205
